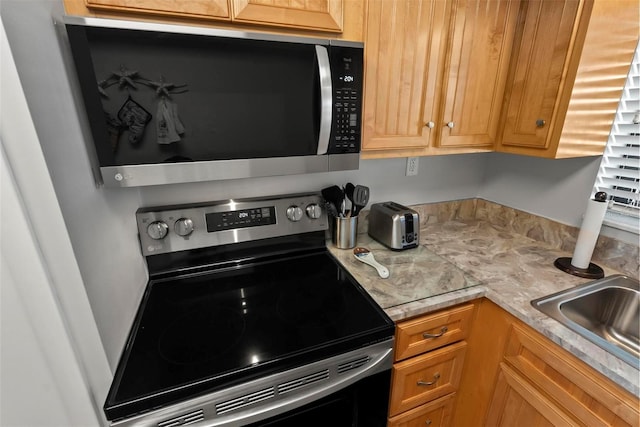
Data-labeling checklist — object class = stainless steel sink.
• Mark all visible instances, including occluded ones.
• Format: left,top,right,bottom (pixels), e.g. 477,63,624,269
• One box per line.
531,275,639,368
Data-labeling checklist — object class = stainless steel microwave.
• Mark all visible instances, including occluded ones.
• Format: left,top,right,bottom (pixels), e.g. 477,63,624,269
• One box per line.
63,16,363,187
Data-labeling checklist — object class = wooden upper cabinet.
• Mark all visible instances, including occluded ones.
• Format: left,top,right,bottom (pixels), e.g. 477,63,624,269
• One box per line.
82,0,231,20
497,0,640,158
71,0,345,33
231,0,343,32
362,0,518,157
362,0,449,153
437,0,518,148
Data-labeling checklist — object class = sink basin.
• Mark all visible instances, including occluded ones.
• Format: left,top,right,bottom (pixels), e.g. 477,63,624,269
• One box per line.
531,274,639,368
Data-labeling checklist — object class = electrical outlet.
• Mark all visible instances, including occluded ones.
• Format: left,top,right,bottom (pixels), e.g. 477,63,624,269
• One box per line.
406,157,419,176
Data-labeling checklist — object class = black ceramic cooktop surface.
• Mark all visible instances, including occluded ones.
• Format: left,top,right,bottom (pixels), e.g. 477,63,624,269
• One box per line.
104,251,393,421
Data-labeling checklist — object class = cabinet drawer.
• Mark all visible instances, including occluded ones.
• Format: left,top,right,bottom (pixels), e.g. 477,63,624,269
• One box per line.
395,303,474,361
388,393,456,427
389,341,467,416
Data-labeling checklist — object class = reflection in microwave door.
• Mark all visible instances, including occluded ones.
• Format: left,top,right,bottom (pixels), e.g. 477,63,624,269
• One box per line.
156,98,185,145
117,96,152,146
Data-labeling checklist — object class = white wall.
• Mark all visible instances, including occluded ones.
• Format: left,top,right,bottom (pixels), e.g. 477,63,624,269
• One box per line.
1,147,99,427
480,152,638,245
480,153,601,224
1,18,107,426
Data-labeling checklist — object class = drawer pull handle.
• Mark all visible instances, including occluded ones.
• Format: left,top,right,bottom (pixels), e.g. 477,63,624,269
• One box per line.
423,326,448,339
417,373,441,387
425,420,432,425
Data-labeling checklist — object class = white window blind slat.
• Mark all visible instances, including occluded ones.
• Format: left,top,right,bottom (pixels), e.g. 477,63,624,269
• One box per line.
594,41,640,233
605,187,640,203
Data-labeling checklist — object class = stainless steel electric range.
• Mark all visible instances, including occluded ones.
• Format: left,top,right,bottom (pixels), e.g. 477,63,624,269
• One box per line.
105,193,395,427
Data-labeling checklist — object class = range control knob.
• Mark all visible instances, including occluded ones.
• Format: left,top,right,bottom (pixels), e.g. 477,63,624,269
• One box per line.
305,203,322,219
286,206,304,222
147,221,169,240
174,218,194,237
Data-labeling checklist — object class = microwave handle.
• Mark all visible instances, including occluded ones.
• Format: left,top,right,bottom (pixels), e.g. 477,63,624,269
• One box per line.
315,45,332,155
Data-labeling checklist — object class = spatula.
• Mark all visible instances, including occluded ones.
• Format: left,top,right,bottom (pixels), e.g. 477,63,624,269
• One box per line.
351,185,369,216
344,183,355,217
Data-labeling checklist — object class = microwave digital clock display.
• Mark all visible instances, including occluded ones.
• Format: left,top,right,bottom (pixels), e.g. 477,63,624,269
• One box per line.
206,206,276,232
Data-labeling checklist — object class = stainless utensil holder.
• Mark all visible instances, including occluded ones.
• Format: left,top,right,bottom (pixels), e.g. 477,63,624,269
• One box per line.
332,215,358,249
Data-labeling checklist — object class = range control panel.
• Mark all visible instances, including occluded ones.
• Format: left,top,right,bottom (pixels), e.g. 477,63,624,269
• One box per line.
136,193,328,256
329,45,363,154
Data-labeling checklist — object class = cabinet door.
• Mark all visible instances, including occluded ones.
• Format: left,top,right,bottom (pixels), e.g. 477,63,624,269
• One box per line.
504,324,640,427
437,0,518,148
486,363,579,427
499,0,580,150
84,0,231,20
231,0,343,32
362,0,450,152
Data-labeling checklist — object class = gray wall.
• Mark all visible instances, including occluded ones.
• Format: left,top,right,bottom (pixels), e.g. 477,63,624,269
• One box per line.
2,0,635,375
480,153,602,226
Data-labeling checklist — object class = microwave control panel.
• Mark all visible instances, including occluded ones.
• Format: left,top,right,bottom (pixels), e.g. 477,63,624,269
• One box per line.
329,46,363,154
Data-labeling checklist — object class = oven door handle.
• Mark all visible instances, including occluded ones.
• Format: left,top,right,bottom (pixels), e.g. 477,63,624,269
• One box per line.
213,341,392,426
315,45,332,155
216,345,392,426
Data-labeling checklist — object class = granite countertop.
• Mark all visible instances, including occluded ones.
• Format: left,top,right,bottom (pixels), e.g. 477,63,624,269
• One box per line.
328,219,639,397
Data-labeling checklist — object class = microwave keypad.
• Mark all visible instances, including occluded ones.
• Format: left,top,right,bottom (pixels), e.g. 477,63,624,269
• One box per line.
334,90,359,151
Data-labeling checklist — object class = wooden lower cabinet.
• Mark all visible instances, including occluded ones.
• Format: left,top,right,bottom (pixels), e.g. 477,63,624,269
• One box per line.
452,299,640,427
389,302,476,426
486,363,578,427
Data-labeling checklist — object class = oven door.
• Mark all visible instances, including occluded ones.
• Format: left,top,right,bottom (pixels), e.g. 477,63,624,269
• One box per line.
248,370,391,427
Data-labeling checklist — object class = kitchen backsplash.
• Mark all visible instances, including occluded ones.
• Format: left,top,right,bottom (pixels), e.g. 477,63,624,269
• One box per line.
358,198,638,279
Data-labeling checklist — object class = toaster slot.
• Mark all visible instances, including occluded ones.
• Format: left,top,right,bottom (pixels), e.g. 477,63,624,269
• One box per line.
404,214,415,244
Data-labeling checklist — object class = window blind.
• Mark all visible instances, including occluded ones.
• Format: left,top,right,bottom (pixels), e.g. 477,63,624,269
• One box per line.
594,42,640,233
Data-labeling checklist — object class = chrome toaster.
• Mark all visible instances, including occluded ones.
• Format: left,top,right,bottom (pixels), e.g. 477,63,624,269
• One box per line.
367,202,419,250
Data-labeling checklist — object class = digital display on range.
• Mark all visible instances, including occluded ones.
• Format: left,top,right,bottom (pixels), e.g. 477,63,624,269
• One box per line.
205,206,276,232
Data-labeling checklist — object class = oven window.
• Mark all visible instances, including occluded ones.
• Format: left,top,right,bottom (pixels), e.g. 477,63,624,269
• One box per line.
66,25,321,167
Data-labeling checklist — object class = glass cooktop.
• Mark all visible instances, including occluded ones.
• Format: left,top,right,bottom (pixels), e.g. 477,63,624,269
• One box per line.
104,251,394,421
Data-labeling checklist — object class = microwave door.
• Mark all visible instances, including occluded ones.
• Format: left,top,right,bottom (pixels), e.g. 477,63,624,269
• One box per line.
315,45,332,156
64,17,362,186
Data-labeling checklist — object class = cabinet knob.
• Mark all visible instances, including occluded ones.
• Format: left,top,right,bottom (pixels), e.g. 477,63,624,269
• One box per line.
425,121,435,129
446,121,455,129
536,119,546,128
425,420,432,426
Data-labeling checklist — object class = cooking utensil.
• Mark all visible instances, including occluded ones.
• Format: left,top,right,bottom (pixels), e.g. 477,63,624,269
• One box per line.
322,185,345,217
353,247,389,278
344,183,355,217
351,185,370,216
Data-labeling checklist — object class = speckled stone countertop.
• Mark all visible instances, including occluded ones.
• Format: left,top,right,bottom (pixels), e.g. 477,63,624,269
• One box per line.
328,219,639,397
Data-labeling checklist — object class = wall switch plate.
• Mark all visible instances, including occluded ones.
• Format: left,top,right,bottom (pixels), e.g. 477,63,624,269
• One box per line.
406,157,419,176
